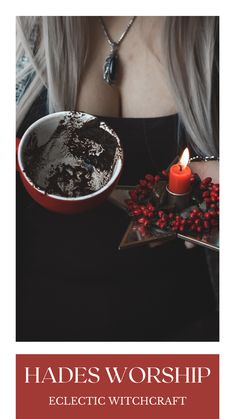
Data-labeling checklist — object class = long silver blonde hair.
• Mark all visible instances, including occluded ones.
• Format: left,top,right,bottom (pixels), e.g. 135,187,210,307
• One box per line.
16,16,219,156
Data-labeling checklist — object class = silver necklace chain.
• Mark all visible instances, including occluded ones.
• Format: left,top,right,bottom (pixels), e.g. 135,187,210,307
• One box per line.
99,16,136,50
99,16,136,85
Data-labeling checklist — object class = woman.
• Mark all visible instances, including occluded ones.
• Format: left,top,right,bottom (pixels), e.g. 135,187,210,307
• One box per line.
16,16,219,341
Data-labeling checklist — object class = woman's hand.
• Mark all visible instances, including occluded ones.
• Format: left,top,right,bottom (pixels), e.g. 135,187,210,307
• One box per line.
189,160,219,183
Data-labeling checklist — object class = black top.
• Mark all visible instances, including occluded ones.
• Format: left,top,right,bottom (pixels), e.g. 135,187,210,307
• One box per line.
16,94,218,342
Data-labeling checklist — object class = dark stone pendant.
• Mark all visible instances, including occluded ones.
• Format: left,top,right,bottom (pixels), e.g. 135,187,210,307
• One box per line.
103,50,118,85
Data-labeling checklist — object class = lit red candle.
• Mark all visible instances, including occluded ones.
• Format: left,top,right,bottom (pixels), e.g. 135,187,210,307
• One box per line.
168,148,192,194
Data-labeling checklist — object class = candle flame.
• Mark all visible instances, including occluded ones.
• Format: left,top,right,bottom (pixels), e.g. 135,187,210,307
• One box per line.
179,148,190,169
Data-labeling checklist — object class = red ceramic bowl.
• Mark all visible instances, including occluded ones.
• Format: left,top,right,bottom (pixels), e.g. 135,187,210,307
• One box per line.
17,111,123,214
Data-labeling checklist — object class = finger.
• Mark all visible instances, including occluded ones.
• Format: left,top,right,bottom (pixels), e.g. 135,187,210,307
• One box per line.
184,241,196,249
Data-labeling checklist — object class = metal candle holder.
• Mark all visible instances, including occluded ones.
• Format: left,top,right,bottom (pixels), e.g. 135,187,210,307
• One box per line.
166,185,192,211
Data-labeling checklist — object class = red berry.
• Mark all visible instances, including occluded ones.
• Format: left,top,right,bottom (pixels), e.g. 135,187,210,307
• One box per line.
133,208,142,216
197,226,202,233
204,212,210,219
212,185,219,193
147,203,155,211
139,179,147,187
204,220,210,229
210,191,217,197
209,210,216,217
202,177,212,185
154,175,160,182
202,191,210,198
138,217,146,224
145,174,154,182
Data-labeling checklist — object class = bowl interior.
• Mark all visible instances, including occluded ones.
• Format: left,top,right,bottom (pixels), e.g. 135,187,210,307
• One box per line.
18,112,123,201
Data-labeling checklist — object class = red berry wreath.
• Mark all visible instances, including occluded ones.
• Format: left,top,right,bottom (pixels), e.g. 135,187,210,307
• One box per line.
127,171,219,238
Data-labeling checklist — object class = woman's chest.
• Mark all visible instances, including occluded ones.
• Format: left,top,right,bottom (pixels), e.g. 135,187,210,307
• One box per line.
77,17,177,118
